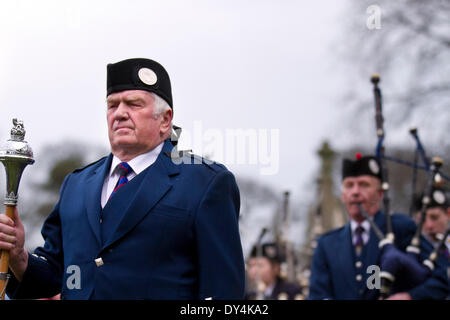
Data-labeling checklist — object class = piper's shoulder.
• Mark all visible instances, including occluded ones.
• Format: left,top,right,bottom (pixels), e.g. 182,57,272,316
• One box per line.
319,226,346,242
391,212,416,230
391,212,414,223
72,156,108,174
164,150,227,173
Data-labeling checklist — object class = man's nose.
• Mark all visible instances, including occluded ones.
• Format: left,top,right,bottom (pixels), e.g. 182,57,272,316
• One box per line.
115,102,129,119
423,219,433,230
350,184,361,196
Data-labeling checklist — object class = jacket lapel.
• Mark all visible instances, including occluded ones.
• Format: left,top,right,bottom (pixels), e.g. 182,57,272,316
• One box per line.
84,154,112,247
366,211,384,266
362,211,384,297
101,140,180,251
338,224,358,293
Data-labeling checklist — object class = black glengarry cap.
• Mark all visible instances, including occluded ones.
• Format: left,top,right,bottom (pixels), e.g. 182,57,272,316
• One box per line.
107,58,173,108
342,153,382,180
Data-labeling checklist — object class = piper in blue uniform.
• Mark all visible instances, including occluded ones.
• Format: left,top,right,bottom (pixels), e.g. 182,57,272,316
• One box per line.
413,186,450,297
308,154,449,300
413,186,450,259
0,58,245,300
245,242,303,300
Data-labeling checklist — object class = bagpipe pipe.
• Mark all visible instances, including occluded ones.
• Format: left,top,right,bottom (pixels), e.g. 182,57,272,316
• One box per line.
280,191,297,283
253,227,269,300
364,75,449,298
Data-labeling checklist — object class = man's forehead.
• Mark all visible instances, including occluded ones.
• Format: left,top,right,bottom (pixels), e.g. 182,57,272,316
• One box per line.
249,256,269,262
427,207,448,216
107,90,153,101
342,175,380,184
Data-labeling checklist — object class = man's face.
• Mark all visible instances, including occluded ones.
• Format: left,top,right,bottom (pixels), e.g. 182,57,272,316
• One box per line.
106,90,171,158
422,207,450,242
341,175,383,222
247,257,279,287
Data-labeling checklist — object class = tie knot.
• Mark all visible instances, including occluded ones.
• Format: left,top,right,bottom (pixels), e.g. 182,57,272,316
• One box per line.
116,162,132,177
355,225,365,236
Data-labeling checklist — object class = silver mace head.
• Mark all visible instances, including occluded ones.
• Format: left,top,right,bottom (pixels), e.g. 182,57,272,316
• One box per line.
0,118,34,206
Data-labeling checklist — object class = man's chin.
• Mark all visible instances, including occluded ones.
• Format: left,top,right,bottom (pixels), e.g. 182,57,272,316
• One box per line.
348,211,364,221
347,206,368,221
111,138,137,149
348,203,363,213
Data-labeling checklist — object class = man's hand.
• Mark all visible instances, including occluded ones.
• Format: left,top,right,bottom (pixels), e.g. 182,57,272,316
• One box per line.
385,292,412,300
0,207,28,281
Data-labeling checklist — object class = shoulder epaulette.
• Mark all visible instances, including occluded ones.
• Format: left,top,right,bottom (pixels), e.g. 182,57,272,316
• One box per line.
72,156,107,173
164,150,220,171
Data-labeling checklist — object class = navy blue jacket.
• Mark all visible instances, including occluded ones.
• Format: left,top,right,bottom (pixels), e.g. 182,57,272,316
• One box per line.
308,211,449,300
7,140,245,299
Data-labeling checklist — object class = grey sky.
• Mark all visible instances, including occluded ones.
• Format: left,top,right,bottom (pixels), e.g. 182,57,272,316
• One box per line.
0,1,350,197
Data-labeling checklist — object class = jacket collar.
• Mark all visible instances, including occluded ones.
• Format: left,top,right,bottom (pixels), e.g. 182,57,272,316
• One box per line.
84,139,180,249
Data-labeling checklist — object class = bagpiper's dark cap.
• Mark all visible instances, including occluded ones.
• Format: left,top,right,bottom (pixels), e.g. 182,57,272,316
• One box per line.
414,186,449,211
342,153,382,180
107,58,173,108
249,242,283,263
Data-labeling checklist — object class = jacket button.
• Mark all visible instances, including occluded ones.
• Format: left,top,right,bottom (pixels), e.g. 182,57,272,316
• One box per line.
355,261,363,268
95,257,104,267
356,274,362,282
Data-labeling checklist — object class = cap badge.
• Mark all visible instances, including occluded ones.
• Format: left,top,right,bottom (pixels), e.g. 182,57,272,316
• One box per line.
432,190,445,205
265,246,277,258
369,159,380,175
138,67,158,85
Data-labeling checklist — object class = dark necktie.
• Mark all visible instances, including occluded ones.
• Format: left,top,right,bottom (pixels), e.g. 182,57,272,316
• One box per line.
354,225,365,256
109,162,132,199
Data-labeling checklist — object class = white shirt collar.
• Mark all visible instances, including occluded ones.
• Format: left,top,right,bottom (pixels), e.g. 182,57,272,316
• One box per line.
350,219,371,246
101,142,164,209
264,283,275,297
109,142,164,177
350,219,371,234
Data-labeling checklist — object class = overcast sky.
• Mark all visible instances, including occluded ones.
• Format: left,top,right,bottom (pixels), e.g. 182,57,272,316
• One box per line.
0,1,353,200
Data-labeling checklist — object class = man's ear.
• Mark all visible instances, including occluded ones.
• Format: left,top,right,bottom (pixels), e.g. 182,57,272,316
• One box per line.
378,189,384,201
377,179,384,200
159,108,173,135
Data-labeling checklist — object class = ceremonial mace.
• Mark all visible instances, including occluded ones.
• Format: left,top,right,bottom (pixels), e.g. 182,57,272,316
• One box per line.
0,119,34,300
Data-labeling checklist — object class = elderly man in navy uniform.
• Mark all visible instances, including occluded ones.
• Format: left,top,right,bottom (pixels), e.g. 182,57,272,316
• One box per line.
245,242,303,300
0,58,245,299
308,154,449,300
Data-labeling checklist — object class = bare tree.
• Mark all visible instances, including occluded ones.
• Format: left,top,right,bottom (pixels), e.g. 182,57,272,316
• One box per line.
338,0,450,143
